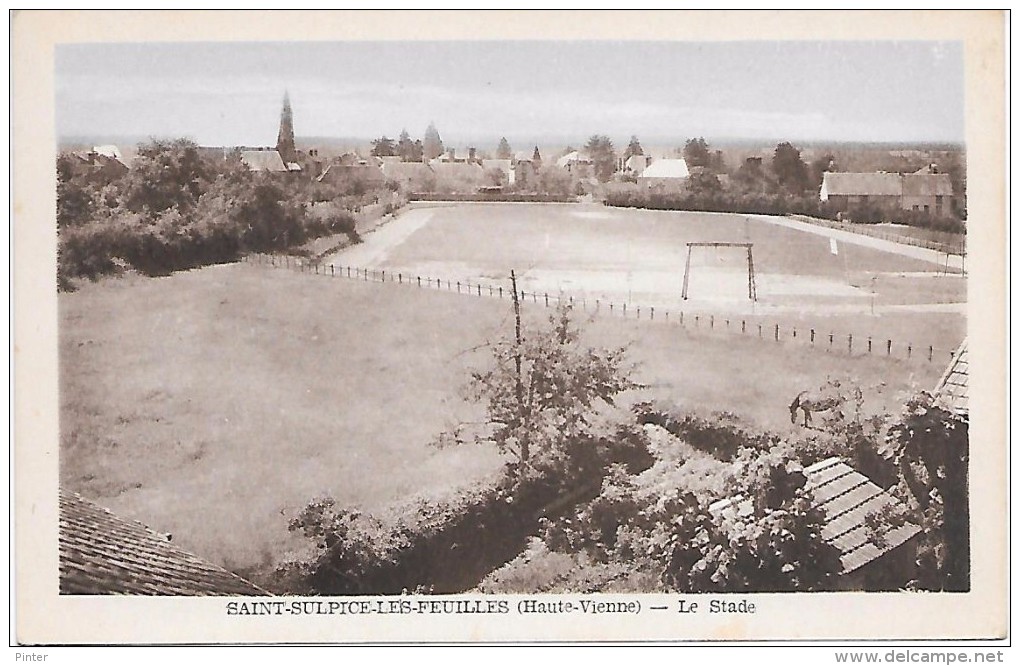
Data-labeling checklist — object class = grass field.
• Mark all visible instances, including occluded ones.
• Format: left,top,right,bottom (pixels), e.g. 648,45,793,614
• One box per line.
60,260,953,579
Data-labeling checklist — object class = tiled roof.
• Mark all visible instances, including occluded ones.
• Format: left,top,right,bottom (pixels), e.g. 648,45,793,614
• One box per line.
240,150,288,172
822,172,902,196
901,173,953,197
59,490,267,596
803,458,921,574
933,339,968,414
640,158,690,179
710,458,920,575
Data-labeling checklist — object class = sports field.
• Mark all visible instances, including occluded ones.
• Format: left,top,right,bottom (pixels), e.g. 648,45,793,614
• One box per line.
326,203,966,318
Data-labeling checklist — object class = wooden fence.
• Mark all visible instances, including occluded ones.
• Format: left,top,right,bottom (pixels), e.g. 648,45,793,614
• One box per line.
242,253,959,366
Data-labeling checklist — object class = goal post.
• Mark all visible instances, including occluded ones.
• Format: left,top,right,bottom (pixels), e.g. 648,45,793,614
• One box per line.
681,242,757,301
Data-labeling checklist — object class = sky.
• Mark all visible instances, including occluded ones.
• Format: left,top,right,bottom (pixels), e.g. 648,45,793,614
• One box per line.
55,41,964,148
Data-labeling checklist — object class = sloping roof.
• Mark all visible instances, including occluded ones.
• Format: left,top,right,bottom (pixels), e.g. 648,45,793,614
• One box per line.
710,458,920,576
59,490,267,596
625,154,652,171
317,163,385,184
803,458,921,574
639,158,690,180
380,161,433,180
240,150,288,172
286,162,303,172
555,151,593,168
933,339,968,414
92,144,122,160
514,150,535,162
430,162,485,181
821,172,902,196
901,173,953,197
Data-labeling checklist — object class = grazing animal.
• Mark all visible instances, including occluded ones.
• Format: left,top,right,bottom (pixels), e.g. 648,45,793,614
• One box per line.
789,386,853,427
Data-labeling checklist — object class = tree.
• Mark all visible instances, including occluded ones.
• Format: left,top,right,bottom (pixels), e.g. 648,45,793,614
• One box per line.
584,135,616,182
683,137,711,168
771,142,810,194
423,122,444,161
56,155,96,228
396,129,416,161
887,394,969,591
684,170,723,199
532,146,543,171
466,303,635,480
809,152,836,189
120,138,212,216
370,136,397,158
623,135,644,161
496,137,512,160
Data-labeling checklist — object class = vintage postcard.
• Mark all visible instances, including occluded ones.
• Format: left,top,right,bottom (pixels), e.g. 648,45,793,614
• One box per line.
12,10,1007,646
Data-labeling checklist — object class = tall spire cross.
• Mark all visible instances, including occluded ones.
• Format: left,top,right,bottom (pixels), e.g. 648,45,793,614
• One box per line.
276,92,296,164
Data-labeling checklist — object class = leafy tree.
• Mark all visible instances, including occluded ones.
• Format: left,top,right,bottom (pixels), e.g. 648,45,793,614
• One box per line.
683,137,711,168
396,129,417,161
584,135,616,182
771,142,810,194
809,152,836,189
535,166,572,197
886,394,969,591
623,135,644,161
370,136,397,157
423,122,444,161
120,138,212,216
684,170,723,198
466,304,635,480
496,137,512,160
56,155,97,228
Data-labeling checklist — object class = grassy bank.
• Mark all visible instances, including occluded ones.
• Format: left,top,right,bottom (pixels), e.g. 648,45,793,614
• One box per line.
60,263,950,580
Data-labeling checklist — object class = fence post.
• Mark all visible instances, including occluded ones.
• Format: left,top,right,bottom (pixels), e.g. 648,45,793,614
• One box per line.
457,281,461,293
382,270,386,282
489,286,493,296
544,293,549,307
758,324,762,338
417,276,421,287
774,324,779,341
849,334,854,354
650,307,655,321
331,264,334,276
829,333,834,349
533,292,537,304
499,286,503,299
725,319,729,330
741,320,746,334
792,328,796,339
637,306,641,319
596,299,600,312
867,337,872,353
710,315,714,329
623,303,627,316
399,273,402,284
907,344,912,358
477,284,481,297
886,339,892,356
928,345,933,362
680,312,684,326
810,329,815,344
347,266,351,278
610,303,614,314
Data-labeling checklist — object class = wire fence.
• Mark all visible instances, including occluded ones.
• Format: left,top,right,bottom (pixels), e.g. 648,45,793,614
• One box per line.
242,252,961,366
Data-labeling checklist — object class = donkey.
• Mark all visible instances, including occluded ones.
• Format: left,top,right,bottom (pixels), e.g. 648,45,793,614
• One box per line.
789,383,857,427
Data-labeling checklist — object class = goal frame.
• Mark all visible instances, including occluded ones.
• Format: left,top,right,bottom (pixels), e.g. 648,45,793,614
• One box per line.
681,242,757,302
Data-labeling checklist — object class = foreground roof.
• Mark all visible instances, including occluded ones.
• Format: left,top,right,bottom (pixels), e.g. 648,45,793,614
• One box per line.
932,339,968,414
803,457,921,574
59,490,267,596
711,457,920,576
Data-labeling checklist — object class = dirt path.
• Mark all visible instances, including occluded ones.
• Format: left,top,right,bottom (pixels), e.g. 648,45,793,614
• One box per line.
751,215,965,271
322,207,435,267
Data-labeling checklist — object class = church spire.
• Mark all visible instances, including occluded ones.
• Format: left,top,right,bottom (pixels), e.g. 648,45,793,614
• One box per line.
276,91,296,163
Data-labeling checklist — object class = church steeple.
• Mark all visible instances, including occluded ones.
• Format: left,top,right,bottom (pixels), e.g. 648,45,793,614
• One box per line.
276,91,296,164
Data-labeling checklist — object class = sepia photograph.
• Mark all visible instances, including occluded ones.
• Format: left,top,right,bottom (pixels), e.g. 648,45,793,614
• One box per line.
12,9,1007,647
